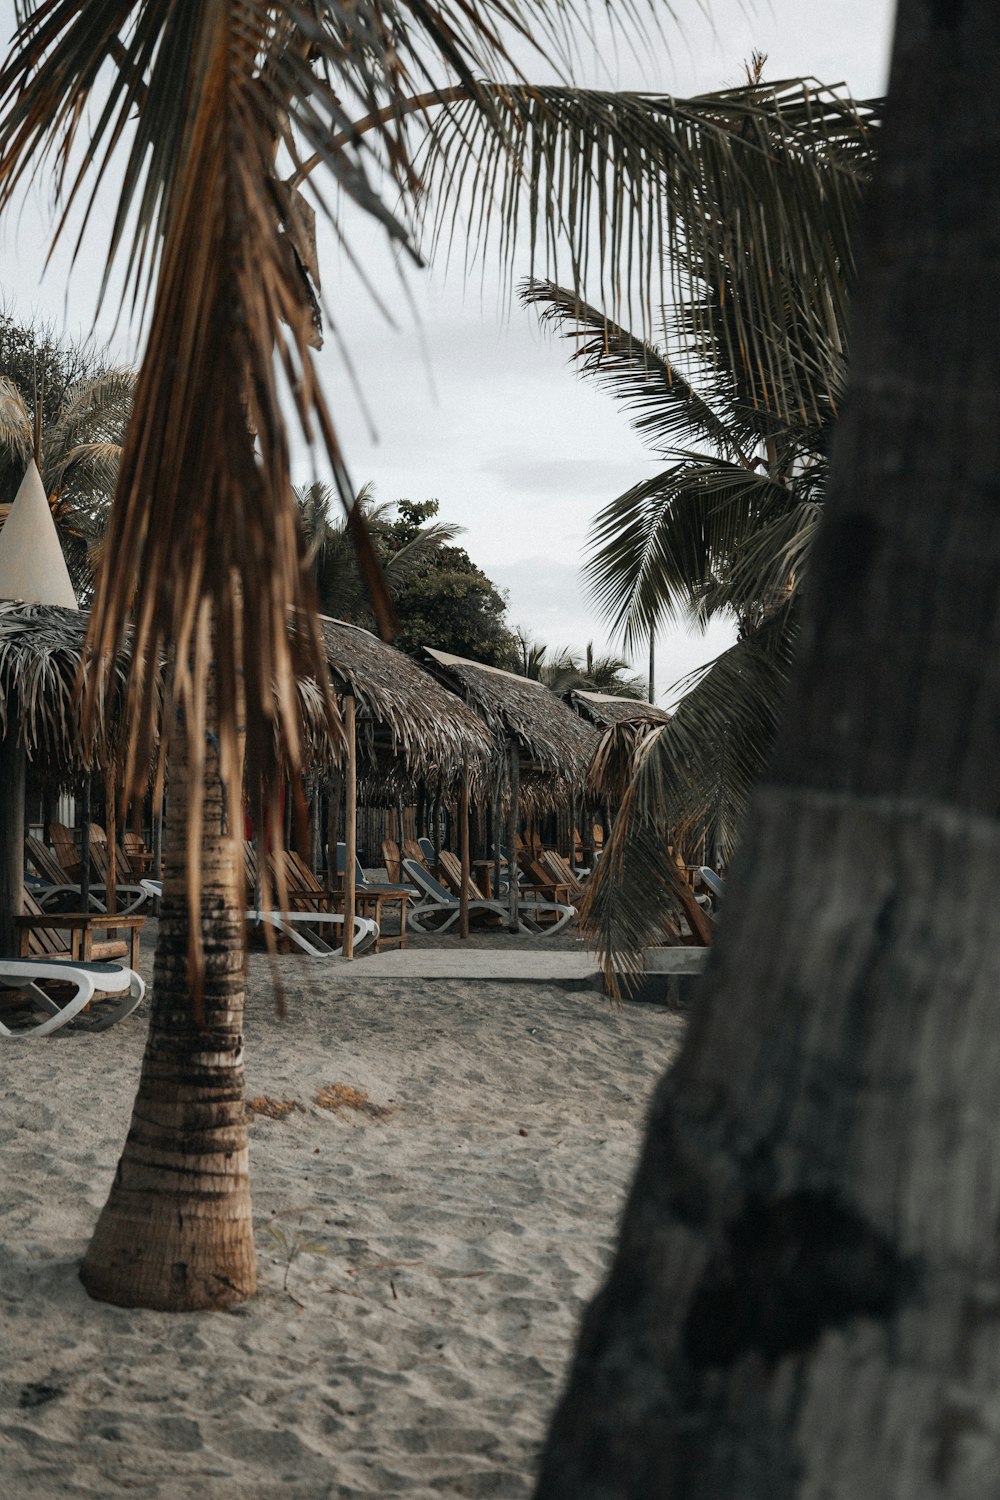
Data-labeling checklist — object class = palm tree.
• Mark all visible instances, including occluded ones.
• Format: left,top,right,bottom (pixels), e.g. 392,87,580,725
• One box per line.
0,366,135,599
535,2,1000,1491
515,631,644,697
0,7,873,1311
520,77,879,974
298,481,461,626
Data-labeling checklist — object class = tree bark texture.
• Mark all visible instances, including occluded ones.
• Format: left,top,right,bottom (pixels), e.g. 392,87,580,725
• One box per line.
80,677,255,1311
535,4,1000,1495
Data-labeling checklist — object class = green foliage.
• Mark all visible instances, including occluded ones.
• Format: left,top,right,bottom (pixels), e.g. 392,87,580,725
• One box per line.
301,485,518,667
514,632,644,697
0,308,135,597
386,509,517,667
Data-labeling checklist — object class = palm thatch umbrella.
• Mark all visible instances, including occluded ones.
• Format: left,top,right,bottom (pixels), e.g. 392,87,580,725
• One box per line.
317,617,494,799
566,688,672,730
422,647,601,928
0,599,142,954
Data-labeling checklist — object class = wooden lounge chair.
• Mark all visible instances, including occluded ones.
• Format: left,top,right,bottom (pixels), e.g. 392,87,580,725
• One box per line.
151,857,377,957
0,957,145,1037
122,831,155,873
537,849,586,902
25,836,106,911
86,840,149,914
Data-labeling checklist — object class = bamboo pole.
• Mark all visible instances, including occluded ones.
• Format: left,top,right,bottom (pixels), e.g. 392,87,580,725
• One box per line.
343,695,357,960
459,763,470,940
507,740,520,933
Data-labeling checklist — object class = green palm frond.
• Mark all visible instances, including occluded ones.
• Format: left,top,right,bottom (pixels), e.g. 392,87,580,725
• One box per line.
415,79,878,409
585,456,800,644
519,279,753,462
0,376,31,459
582,605,797,984
579,809,692,998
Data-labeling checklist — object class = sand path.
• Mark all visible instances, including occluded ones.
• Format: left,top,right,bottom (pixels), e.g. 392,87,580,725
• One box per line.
1,946,683,1499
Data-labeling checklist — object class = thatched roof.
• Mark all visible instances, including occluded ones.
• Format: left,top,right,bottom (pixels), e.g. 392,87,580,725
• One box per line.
422,647,600,809
0,601,126,778
317,618,494,798
566,689,671,729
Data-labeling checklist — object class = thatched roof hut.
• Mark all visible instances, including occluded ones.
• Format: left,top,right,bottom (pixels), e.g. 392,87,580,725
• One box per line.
422,647,600,810
566,689,671,730
0,601,128,781
317,618,494,799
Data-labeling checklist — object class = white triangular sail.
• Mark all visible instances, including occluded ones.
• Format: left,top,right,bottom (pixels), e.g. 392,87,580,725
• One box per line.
0,460,78,610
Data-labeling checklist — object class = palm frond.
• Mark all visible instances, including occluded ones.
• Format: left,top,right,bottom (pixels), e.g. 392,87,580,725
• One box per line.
0,376,31,459
520,278,753,462
415,79,878,410
585,456,799,645
581,606,797,985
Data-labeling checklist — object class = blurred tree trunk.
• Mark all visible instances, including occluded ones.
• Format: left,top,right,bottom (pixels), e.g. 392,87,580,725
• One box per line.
535,2,1000,1493
80,663,254,1310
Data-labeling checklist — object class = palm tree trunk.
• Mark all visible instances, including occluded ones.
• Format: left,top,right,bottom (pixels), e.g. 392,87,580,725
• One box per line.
80,671,254,1311
534,2,1000,1493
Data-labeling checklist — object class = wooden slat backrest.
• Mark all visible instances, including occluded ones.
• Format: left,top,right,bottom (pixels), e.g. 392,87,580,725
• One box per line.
402,838,426,868
540,849,584,899
437,850,486,901
382,840,402,884
25,835,70,886
21,892,68,957
48,822,80,876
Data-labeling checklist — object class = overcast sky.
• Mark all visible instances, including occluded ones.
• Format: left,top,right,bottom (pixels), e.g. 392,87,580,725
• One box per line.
0,0,897,703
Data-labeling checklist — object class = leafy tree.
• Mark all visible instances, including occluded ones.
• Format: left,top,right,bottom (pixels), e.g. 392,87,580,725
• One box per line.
300,485,517,664
384,500,517,666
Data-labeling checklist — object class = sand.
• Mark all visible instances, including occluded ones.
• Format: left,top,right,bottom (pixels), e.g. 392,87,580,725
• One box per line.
0,927,685,1499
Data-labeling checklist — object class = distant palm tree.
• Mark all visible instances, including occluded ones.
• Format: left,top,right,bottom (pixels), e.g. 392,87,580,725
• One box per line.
515,631,644,697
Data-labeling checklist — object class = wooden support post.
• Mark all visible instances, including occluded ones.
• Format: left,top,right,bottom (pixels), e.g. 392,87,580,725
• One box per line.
79,776,92,912
507,739,520,934
105,771,118,916
344,695,357,960
152,786,164,882
493,784,503,904
459,764,470,940
0,727,26,957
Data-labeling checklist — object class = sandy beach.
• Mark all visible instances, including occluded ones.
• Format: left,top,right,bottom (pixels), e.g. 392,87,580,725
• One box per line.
1,928,685,1499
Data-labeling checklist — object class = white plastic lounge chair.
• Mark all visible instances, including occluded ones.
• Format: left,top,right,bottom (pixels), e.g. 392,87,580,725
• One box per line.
698,867,726,900
402,858,576,936
145,879,378,956
247,907,378,957
0,958,145,1038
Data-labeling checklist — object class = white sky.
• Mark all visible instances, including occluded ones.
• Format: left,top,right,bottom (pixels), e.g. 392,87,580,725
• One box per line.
0,0,897,704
